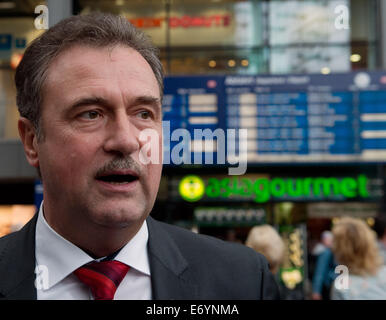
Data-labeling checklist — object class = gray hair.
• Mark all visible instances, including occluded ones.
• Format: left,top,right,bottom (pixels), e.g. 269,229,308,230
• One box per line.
15,12,164,140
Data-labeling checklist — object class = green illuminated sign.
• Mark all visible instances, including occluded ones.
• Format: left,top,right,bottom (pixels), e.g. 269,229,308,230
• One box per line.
179,175,370,203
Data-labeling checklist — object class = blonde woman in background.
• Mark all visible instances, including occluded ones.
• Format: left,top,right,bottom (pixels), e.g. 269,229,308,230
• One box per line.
245,225,284,275
331,217,386,300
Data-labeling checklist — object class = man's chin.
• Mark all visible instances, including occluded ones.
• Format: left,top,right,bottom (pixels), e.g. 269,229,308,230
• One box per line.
90,207,148,229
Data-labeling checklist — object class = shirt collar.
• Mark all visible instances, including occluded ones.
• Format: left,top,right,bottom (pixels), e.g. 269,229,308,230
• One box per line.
35,202,150,290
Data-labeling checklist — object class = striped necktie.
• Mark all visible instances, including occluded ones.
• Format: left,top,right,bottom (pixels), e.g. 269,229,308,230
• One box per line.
74,260,130,300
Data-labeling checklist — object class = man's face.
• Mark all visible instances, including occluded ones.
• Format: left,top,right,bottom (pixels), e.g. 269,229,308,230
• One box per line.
35,44,163,230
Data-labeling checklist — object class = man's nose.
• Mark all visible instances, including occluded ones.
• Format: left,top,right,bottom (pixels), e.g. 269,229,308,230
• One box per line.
103,115,140,156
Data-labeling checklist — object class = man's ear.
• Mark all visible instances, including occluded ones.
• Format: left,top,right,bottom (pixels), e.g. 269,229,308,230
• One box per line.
18,117,40,168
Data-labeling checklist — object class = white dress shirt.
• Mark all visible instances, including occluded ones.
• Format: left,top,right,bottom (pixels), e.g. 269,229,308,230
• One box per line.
35,203,152,300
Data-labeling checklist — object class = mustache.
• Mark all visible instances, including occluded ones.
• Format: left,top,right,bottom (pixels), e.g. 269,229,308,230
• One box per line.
95,156,142,177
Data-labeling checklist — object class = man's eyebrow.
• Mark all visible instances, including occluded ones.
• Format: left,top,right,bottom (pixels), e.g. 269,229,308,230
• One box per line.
70,96,161,109
69,96,111,110
131,95,161,108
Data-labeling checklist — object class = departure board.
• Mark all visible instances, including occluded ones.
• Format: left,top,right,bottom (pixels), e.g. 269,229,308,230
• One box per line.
162,72,386,165
162,76,225,165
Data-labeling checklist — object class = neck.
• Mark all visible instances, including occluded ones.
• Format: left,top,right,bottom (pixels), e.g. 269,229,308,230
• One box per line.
41,201,144,258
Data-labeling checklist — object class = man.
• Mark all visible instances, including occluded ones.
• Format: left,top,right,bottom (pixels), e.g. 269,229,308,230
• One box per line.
0,13,279,300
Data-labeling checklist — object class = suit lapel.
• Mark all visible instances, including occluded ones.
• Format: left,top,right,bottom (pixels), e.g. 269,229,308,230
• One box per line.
0,214,37,299
146,217,198,300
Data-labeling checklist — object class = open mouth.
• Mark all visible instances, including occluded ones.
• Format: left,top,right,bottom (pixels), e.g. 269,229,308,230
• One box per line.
96,173,139,185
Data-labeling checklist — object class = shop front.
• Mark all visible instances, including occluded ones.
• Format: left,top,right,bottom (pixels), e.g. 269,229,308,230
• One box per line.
155,164,383,299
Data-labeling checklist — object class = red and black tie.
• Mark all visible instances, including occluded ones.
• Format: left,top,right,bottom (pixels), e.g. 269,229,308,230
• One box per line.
74,260,130,300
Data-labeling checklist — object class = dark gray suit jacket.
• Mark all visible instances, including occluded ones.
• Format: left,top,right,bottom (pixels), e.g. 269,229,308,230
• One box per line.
0,214,280,299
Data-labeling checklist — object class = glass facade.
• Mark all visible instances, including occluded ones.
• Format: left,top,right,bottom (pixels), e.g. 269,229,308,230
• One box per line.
0,0,46,139
76,0,380,75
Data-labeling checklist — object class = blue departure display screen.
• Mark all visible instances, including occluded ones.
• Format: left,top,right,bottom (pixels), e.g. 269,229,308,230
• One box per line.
162,72,386,164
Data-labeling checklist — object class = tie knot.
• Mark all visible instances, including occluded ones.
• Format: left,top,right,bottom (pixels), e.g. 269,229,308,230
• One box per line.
74,260,130,300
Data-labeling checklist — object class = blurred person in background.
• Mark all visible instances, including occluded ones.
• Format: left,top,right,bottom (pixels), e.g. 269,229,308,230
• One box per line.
372,214,386,264
312,231,333,256
311,230,337,300
245,225,285,275
331,217,386,300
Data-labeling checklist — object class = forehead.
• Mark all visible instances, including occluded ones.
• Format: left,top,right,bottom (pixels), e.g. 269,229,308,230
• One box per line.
43,44,160,100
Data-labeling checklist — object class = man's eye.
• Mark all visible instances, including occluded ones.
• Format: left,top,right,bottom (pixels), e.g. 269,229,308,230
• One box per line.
79,110,101,120
137,110,152,119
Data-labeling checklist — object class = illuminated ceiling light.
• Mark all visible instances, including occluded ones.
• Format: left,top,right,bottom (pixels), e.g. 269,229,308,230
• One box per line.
228,59,236,67
115,0,124,6
350,54,361,63
208,60,216,68
241,59,249,67
321,67,330,75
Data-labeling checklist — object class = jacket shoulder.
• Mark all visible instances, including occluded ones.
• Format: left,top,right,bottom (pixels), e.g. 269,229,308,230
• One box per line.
156,219,268,267
148,218,280,299
0,230,21,253
0,214,37,266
